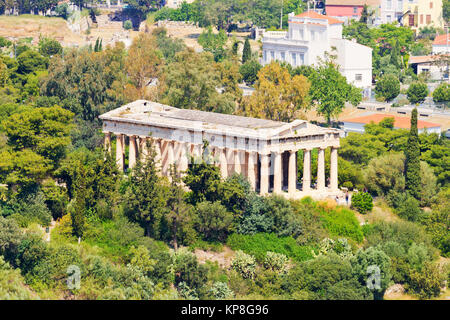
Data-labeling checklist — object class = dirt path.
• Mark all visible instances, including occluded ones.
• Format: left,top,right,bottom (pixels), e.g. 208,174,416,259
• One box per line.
194,246,235,269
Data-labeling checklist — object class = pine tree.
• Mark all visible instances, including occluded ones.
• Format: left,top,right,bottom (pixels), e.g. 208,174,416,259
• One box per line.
166,165,193,251
242,38,251,64
123,139,167,237
359,4,370,24
405,108,421,200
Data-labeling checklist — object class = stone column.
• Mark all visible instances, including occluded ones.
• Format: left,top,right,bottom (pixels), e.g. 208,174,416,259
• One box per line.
178,142,189,174
116,134,124,171
330,147,338,191
234,149,241,174
273,151,282,194
303,148,311,191
219,147,228,178
288,150,297,195
166,140,174,175
260,153,269,195
154,138,162,172
104,132,111,153
129,135,137,169
247,151,256,190
317,147,325,191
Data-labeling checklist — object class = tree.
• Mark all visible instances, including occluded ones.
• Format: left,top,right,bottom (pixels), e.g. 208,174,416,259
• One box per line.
351,247,391,300
375,74,400,102
124,140,167,237
126,33,163,99
308,61,362,124
359,4,372,24
239,62,310,122
38,37,63,57
408,262,444,299
194,201,234,242
162,49,235,114
41,43,129,121
444,0,450,23
242,38,251,64
152,27,186,62
165,165,194,250
365,153,406,196
183,159,222,206
405,108,421,200
407,82,428,105
239,59,262,85
198,26,228,62
432,82,450,107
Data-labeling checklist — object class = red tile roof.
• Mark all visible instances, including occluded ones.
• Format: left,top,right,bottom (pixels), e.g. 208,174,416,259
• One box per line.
433,34,450,45
295,11,344,25
343,114,440,129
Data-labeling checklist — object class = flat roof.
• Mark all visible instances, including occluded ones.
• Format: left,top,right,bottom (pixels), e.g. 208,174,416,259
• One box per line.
294,11,344,25
343,113,441,129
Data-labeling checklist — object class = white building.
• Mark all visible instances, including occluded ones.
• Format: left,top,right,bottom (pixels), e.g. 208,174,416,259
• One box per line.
432,34,450,55
380,0,404,24
164,0,194,9
261,11,373,96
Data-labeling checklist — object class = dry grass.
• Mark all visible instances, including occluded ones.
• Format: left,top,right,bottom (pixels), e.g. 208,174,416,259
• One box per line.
0,15,84,45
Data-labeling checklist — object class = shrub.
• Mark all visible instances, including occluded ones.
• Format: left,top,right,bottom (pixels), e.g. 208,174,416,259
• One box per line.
209,281,234,299
351,192,373,214
123,20,133,30
194,201,234,242
432,82,450,105
226,233,315,263
408,262,444,299
320,207,364,243
396,195,422,222
375,74,400,102
263,251,288,273
407,81,428,104
231,250,257,279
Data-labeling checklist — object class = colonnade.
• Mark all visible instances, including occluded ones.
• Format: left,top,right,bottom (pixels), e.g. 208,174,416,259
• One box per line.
104,132,339,196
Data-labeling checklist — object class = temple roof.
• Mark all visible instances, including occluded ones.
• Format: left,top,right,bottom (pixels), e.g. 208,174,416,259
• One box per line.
99,100,339,139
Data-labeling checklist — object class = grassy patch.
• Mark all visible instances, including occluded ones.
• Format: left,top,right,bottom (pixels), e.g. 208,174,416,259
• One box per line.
189,239,224,252
320,206,364,243
226,233,316,263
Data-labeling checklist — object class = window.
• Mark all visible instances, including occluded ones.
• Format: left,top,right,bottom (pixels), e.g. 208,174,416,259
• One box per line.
271,51,275,61
430,2,433,8
291,52,297,66
355,74,362,81
420,14,423,24
398,0,403,7
299,53,305,65
387,15,392,22
387,0,392,9
426,15,431,24
263,51,267,62
280,51,285,61
353,7,357,13
311,31,315,40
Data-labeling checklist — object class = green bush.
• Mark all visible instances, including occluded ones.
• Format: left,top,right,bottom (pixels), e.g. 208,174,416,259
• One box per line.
231,250,257,279
351,192,373,214
407,81,429,104
320,207,364,243
226,233,315,263
123,20,133,30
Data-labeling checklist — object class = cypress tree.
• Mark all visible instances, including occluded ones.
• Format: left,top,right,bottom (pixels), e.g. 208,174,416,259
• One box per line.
390,39,400,69
242,38,251,64
405,108,421,199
